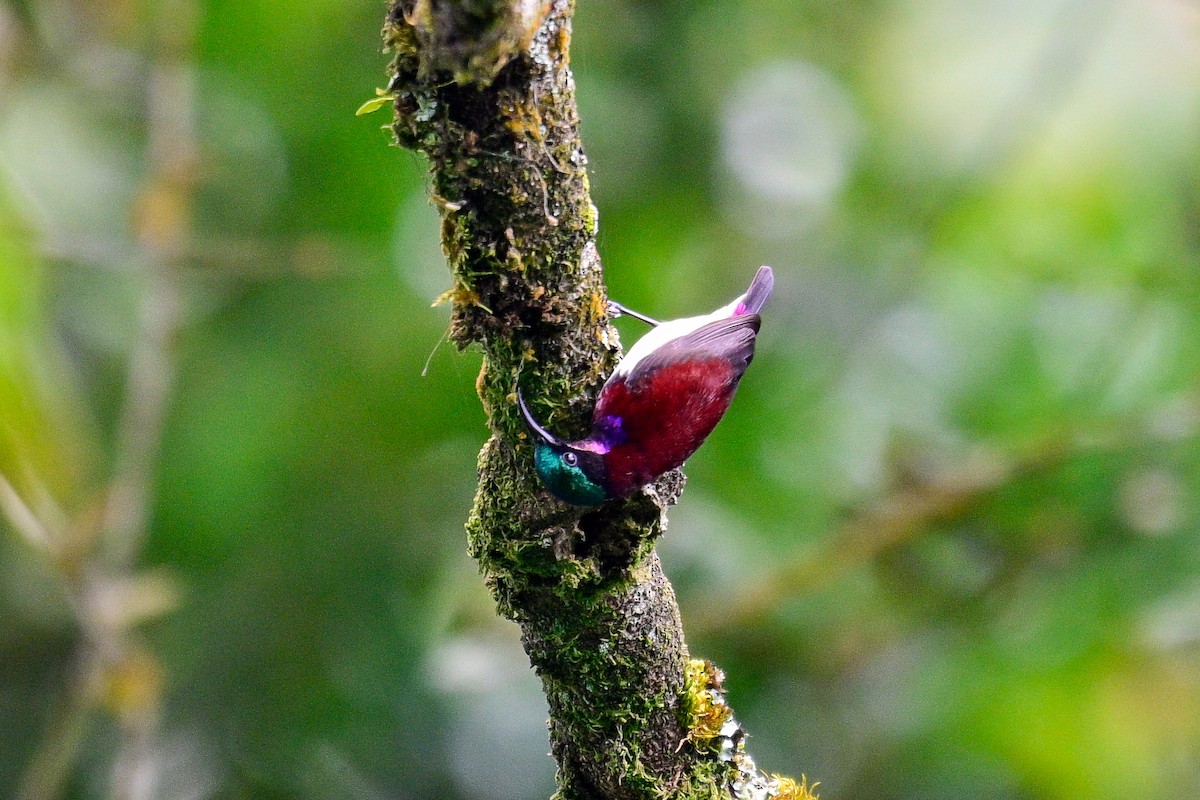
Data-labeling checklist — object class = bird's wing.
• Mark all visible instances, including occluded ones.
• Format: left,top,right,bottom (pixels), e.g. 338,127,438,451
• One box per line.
622,313,760,390
590,315,761,495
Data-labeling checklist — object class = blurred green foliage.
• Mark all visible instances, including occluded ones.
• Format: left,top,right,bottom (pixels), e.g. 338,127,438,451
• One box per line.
2,0,1199,798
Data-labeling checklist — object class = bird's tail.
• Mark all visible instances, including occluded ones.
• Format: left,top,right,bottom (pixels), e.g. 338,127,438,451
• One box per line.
736,266,774,316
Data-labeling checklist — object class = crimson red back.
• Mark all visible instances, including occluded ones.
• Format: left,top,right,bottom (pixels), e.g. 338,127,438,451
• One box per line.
596,358,739,497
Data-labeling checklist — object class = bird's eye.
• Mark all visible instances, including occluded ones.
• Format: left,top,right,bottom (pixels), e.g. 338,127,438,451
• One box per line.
563,451,578,467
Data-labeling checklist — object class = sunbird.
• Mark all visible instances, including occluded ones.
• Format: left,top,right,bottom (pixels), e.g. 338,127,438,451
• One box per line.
519,266,774,505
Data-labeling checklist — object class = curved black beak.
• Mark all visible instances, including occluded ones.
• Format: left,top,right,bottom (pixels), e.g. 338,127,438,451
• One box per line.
517,387,562,447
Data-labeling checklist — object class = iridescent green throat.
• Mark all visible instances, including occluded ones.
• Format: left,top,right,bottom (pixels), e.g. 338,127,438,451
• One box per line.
533,441,609,506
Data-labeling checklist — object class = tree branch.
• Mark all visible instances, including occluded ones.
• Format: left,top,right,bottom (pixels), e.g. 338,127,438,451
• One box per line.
383,2,814,798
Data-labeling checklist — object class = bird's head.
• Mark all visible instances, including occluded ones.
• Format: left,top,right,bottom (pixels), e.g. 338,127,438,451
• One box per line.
518,390,609,506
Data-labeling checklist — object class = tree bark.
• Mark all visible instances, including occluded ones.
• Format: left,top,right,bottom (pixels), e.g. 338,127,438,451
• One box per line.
382,3,814,798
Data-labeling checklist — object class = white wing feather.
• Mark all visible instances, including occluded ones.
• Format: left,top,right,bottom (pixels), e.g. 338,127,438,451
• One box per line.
612,294,745,377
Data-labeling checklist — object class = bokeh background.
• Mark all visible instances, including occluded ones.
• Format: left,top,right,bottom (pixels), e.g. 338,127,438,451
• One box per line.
3,0,1200,798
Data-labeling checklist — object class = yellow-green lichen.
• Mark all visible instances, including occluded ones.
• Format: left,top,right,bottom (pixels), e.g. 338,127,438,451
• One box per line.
684,658,733,746
432,284,490,313
681,659,821,800
772,774,820,800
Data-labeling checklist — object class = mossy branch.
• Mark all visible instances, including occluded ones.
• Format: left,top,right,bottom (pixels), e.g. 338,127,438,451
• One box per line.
382,2,814,798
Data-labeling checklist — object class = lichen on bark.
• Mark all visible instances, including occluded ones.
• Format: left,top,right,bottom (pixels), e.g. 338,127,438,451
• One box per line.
381,2,812,798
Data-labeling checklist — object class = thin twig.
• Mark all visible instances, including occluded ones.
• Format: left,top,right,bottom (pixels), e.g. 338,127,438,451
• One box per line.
0,470,55,552
101,5,199,799
98,268,181,569
693,430,1118,634
14,3,198,798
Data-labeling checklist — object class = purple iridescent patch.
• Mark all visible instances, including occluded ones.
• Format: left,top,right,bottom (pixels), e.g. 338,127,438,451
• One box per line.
593,414,627,451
